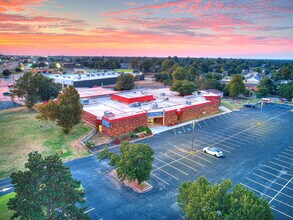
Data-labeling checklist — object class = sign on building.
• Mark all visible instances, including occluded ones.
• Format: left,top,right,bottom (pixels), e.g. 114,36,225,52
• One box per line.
148,111,164,117
102,119,111,128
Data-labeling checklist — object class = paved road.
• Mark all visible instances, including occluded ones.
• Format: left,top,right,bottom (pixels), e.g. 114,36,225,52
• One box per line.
1,104,292,219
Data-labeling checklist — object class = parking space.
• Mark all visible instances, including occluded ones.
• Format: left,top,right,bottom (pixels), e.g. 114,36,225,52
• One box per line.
64,104,293,219
241,145,293,219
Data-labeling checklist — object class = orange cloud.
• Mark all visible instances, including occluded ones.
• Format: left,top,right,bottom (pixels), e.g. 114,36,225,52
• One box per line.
0,0,48,12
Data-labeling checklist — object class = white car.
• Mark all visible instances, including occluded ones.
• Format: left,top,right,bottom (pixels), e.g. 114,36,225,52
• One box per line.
203,147,224,158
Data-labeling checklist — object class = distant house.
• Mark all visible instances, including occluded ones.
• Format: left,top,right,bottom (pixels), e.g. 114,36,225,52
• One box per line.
202,89,224,97
62,63,83,69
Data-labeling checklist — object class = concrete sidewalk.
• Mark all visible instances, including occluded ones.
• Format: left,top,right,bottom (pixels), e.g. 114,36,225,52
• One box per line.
150,105,233,135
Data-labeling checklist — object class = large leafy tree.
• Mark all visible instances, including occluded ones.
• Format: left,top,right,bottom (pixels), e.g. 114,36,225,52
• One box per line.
171,80,197,96
36,85,83,134
115,73,135,90
172,67,188,81
227,74,245,97
2,69,12,77
8,151,89,220
279,82,293,100
108,142,154,184
10,72,61,108
256,78,276,98
177,176,273,220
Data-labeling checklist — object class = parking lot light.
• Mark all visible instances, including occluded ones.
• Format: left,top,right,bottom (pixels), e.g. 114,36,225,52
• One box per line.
190,121,196,155
257,100,264,125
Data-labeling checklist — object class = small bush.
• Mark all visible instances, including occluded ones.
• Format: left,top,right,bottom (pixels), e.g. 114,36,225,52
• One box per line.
85,141,95,148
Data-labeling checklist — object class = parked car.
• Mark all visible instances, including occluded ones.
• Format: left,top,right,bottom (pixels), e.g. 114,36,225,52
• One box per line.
243,103,256,108
261,98,272,104
280,98,288,103
3,92,11,96
203,147,224,158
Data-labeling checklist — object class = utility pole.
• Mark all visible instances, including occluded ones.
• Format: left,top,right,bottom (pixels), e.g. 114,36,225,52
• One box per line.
190,121,196,155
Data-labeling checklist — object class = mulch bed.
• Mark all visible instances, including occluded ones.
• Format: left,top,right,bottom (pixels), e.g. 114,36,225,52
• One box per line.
110,169,153,193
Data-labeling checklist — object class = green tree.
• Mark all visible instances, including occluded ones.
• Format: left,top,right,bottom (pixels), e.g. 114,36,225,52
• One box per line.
172,67,188,81
130,57,139,69
280,66,292,79
177,176,273,220
107,142,154,184
161,58,175,71
253,67,262,73
10,72,62,108
36,85,83,134
8,151,89,220
171,80,197,96
2,69,11,77
279,82,293,100
227,74,245,97
14,67,22,72
115,73,135,90
256,78,276,98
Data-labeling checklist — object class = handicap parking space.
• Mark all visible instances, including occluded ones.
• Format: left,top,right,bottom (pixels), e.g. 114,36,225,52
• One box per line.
241,146,293,219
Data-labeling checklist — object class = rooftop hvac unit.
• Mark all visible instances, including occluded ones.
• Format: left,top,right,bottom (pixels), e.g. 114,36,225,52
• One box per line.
163,97,169,101
150,103,158,109
86,74,90,77
160,92,166,96
186,100,192,105
104,111,113,118
91,74,95,76
77,74,81,79
129,102,140,107
81,99,89,105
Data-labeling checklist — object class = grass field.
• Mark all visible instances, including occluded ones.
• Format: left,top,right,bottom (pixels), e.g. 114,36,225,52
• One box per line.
0,192,15,219
0,107,93,179
221,98,254,110
114,69,133,73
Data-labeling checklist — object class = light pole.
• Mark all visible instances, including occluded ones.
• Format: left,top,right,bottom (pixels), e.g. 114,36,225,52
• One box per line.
190,121,196,154
258,99,264,125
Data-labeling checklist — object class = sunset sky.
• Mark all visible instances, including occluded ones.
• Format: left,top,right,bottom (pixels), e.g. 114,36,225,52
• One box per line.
0,0,292,58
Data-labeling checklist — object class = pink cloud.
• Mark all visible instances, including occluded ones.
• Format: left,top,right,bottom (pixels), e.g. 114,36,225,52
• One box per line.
0,0,48,12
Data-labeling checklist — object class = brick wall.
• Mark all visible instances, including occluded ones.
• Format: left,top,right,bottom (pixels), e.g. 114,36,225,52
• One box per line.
181,102,219,122
82,111,98,127
164,110,178,126
102,113,147,137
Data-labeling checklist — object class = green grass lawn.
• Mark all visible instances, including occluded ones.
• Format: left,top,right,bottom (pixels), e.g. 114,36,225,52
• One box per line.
114,69,134,73
221,98,255,110
0,107,93,179
0,192,15,220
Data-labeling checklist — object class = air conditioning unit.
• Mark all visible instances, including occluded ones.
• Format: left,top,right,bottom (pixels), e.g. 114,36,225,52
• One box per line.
160,92,166,96
151,103,158,109
129,102,140,107
104,111,113,117
163,97,169,101
186,100,192,105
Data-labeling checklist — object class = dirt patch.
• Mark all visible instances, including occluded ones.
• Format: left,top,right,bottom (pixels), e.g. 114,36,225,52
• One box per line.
89,132,112,145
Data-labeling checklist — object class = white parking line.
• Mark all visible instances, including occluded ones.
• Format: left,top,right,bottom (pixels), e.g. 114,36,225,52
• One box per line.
269,161,293,171
182,126,186,133
174,129,177,136
151,173,169,185
271,207,293,219
202,120,208,126
258,168,291,182
160,153,200,171
152,164,179,180
84,207,95,213
167,149,205,167
154,157,189,175
208,118,214,124
252,173,293,190
197,122,202,128
213,117,219,122
246,177,293,199
241,183,293,209
260,165,292,178
273,157,293,166
277,154,292,161
280,151,293,157
193,138,232,153
285,149,293,154
194,135,236,150
269,177,293,204
174,145,217,161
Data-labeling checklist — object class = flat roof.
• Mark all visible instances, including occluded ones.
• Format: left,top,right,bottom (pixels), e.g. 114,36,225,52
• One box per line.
77,87,118,99
83,88,212,120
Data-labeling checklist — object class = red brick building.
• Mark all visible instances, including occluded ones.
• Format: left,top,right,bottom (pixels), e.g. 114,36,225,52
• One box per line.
82,88,220,137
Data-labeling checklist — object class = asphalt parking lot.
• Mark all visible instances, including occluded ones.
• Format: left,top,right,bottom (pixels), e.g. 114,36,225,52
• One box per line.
64,103,293,219
1,104,290,219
